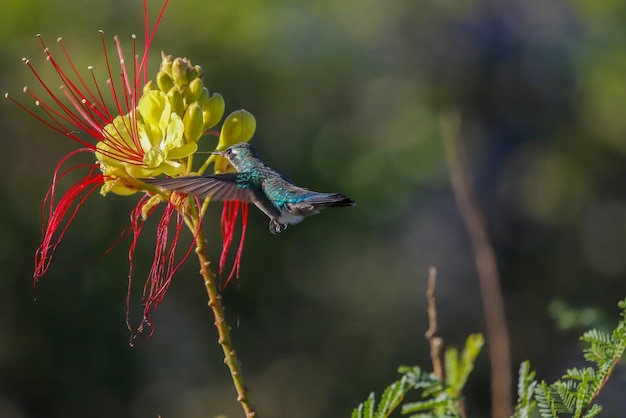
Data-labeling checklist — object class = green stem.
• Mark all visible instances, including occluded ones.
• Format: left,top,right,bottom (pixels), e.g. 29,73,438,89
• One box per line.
187,215,257,417
198,154,216,176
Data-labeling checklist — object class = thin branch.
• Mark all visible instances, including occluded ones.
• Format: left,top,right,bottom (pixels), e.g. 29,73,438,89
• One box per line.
441,110,512,418
425,266,443,380
189,217,257,417
583,356,622,415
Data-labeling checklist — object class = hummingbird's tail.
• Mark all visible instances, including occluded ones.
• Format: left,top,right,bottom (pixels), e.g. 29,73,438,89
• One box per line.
307,193,356,207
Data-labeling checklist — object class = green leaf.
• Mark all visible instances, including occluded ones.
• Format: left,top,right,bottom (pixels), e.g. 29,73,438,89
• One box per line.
376,376,409,418
513,361,537,418
535,381,559,418
352,392,375,418
582,404,602,418
352,403,363,418
573,370,592,417
454,333,484,393
530,299,626,418
363,392,375,418
443,347,458,391
401,397,450,414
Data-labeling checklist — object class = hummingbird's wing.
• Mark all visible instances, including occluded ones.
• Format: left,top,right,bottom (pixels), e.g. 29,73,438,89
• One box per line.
143,174,254,202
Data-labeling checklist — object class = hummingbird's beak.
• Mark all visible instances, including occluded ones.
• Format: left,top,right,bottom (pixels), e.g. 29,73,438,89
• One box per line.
212,150,225,156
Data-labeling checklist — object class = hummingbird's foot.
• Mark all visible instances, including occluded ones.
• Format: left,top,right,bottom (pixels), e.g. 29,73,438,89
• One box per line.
269,219,287,234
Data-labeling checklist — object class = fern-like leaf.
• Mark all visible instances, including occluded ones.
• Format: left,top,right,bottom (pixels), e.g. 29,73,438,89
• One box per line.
573,370,592,417
401,397,451,414
530,298,626,418
535,381,560,418
512,361,537,418
376,376,409,418
443,347,459,390
453,334,484,394
352,373,418,418
582,404,602,418
363,392,375,418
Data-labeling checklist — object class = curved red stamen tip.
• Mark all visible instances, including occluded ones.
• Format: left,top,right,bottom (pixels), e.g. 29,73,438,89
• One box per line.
11,0,169,166
34,150,104,284
126,197,200,338
17,0,176,339
219,201,249,289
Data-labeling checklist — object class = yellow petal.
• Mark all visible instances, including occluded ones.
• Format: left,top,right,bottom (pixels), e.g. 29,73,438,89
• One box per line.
160,160,185,176
164,113,185,150
143,147,165,169
167,142,198,160
138,90,171,135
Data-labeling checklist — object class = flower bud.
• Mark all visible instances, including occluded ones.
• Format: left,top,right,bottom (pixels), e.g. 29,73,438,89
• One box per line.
183,103,204,142
159,52,174,77
217,109,256,150
197,87,210,107
167,87,184,118
202,93,225,130
157,71,175,93
172,58,189,90
192,65,204,80
187,78,204,103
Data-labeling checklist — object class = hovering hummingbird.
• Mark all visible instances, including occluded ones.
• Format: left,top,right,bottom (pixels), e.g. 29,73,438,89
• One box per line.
143,142,355,234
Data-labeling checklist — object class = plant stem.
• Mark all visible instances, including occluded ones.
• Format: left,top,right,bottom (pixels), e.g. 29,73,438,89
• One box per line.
441,110,512,418
189,217,257,417
425,266,443,381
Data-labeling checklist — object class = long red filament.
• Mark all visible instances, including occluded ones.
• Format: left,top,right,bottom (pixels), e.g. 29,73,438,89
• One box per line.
17,0,195,341
34,148,104,282
13,0,249,341
127,196,200,339
219,201,249,288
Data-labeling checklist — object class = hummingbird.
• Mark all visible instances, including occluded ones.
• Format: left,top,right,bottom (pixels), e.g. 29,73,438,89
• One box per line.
142,142,355,234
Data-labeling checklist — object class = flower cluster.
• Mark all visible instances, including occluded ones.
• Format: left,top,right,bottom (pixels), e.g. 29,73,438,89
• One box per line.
6,0,256,337
96,53,226,195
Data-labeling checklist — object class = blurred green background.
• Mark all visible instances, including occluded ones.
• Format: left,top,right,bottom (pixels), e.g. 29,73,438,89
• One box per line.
2,0,626,417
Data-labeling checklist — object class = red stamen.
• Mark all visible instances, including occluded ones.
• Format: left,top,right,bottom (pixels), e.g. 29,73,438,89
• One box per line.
219,200,237,274
56,36,110,120
126,195,151,335
6,91,92,150
34,148,104,282
9,0,174,170
114,36,133,113
231,203,248,280
42,38,112,132
219,201,249,288
23,57,101,139
140,0,170,85
126,196,200,339
10,0,215,340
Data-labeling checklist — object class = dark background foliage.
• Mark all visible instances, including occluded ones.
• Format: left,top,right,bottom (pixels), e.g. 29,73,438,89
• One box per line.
2,0,626,417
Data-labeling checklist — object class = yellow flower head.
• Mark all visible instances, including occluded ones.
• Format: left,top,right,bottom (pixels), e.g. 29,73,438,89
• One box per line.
95,53,229,194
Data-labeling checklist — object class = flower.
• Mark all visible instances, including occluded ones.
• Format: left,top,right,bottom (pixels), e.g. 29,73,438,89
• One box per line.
5,0,254,338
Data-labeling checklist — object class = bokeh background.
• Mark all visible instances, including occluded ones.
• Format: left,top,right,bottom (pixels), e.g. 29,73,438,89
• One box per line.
2,0,626,417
